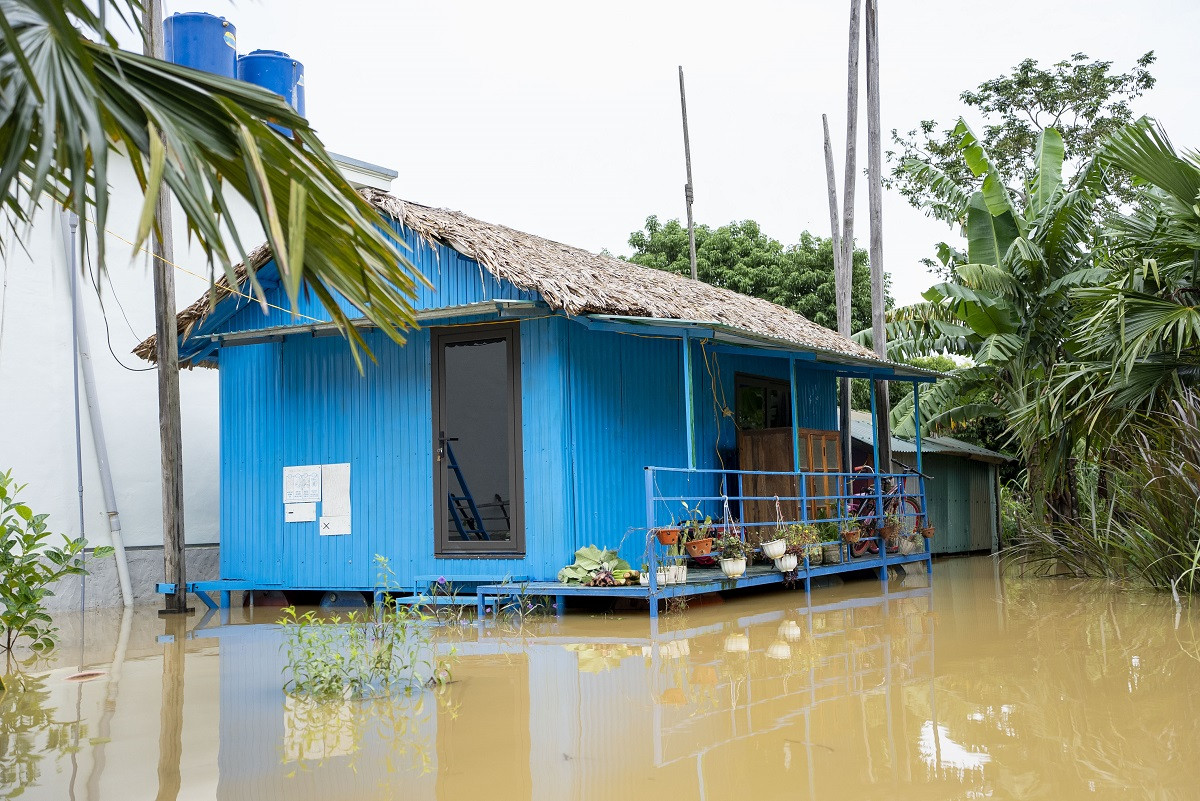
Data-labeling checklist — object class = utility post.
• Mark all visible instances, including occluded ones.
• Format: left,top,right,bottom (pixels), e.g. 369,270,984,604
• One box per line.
678,66,698,282
142,0,190,615
865,0,893,473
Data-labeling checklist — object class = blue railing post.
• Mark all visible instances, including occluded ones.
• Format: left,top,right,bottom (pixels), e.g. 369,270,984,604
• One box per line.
868,377,886,547
913,381,931,561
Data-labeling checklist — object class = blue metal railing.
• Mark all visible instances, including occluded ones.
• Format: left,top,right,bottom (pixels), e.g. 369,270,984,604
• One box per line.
642,466,929,595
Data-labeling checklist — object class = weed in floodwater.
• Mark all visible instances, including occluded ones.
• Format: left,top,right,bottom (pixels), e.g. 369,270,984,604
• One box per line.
0,469,112,659
279,556,453,700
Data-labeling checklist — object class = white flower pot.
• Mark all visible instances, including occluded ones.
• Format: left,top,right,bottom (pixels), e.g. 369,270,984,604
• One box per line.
767,640,792,660
774,554,798,572
724,633,750,653
639,573,649,586
778,620,804,642
720,557,747,579
656,569,669,586
762,538,787,559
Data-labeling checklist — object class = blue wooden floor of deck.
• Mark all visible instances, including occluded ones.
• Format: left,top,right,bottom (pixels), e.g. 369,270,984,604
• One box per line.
476,551,932,620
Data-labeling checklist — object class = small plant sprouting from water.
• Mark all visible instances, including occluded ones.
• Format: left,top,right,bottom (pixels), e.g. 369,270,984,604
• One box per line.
497,580,553,620
0,469,112,657
279,556,453,700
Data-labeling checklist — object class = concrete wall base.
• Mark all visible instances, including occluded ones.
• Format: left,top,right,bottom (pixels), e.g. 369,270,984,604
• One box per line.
45,544,223,611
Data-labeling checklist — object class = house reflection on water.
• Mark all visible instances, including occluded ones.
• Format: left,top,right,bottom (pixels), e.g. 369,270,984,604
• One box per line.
7,557,1200,800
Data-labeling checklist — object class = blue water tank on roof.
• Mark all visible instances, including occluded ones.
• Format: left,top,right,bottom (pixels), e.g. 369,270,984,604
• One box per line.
163,12,237,79
237,50,306,116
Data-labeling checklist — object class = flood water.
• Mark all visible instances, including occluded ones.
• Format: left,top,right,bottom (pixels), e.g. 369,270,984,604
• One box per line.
4,556,1200,800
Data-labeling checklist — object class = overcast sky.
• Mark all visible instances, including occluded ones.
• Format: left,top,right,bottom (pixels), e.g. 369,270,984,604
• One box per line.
153,0,1200,305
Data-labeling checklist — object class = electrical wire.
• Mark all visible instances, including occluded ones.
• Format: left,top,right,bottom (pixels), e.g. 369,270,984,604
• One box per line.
83,243,156,372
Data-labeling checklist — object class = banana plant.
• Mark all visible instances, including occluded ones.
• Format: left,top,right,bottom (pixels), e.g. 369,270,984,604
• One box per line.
860,119,1108,513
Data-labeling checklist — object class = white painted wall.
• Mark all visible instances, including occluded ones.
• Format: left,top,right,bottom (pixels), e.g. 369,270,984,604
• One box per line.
0,157,262,549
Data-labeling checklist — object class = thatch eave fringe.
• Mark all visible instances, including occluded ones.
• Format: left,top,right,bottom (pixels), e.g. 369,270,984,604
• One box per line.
134,188,894,371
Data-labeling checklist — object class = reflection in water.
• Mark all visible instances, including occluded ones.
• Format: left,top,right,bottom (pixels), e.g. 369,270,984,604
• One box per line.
3,557,1200,799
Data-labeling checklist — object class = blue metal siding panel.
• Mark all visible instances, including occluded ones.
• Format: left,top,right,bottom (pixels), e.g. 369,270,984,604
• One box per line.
213,223,540,336
567,327,685,568
219,342,284,584
218,315,572,589
692,349,836,469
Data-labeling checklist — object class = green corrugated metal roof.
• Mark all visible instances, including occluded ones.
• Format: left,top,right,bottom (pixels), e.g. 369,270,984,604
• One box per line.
849,414,1010,463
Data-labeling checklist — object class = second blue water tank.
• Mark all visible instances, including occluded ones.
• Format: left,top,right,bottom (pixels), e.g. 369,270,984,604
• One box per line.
163,12,237,78
237,50,306,116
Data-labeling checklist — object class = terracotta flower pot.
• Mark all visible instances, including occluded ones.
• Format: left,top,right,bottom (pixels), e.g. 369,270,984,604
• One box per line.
655,527,680,545
920,525,935,539
684,537,714,558
843,527,861,544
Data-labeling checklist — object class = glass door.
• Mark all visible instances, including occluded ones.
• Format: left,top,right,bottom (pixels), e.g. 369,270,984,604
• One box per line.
432,323,524,555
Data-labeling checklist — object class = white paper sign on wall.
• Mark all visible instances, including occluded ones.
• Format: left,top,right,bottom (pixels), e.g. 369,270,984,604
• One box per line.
319,515,351,536
283,465,322,503
284,502,317,523
321,463,351,517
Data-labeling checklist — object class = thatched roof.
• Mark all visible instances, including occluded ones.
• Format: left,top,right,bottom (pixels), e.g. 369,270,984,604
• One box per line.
134,188,899,370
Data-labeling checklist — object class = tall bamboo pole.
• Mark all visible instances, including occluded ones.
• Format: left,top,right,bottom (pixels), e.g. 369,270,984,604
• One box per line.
143,0,190,615
678,66,698,282
822,115,854,477
838,0,861,325
865,0,893,472
838,0,862,477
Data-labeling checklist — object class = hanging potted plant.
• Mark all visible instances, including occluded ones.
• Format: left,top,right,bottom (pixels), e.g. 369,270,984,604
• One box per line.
679,502,714,558
715,533,750,579
919,518,936,539
761,497,788,560
655,523,680,546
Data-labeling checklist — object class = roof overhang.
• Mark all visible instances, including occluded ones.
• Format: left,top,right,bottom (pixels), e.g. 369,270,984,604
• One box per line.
582,314,942,381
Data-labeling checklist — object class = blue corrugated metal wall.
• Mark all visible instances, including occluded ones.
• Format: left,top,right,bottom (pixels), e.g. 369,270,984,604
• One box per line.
565,326,686,568
212,219,842,589
219,315,574,589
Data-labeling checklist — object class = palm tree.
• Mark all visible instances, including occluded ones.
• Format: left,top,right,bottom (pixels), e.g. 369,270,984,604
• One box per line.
862,119,1107,519
1,0,425,359
1037,123,1200,435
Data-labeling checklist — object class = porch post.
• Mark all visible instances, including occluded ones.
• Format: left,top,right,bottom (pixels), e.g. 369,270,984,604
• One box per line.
869,376,886,573
789,356,802,472
681,332,696,470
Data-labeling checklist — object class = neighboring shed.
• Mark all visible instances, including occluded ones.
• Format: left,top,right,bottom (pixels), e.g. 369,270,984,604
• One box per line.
849,412,1009,555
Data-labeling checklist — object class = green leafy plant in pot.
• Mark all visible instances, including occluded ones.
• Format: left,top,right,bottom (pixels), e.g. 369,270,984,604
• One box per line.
679,502,714,558
715,533,750,579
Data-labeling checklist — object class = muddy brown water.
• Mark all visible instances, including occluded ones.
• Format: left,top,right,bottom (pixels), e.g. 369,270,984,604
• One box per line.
3,556,1199,800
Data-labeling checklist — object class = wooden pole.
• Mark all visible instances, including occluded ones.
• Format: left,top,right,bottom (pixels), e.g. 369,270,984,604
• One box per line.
865,0,893,472
679,66,698,282
838,0,861,328
839,0,862,478
143,0,190,615
823,115,854,478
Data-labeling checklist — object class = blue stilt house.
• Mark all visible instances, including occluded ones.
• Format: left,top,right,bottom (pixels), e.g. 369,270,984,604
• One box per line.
140,190,936,608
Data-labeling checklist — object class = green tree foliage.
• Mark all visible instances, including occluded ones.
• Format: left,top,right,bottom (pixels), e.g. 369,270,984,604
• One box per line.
1,0,426,366
1025,123,1200,440
0,469,111,655
889,53,1155,276
626,216,882,331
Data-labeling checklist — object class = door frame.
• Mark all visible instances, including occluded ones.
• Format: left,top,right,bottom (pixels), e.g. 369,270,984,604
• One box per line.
431,322,525,557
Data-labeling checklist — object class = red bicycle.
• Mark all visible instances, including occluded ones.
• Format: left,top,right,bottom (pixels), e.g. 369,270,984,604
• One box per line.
846,464,924,558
